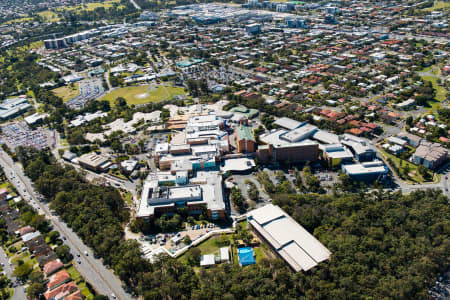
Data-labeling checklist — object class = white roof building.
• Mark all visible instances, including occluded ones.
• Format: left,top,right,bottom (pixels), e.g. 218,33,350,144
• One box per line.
247,204,331,272
200,254,215,267
342,160,387,177
21,231,41,242
137,172,225,219
24,113,47,125
220,247,230,263
312,130,340,144
282,124,318,143
320,144,354,160
273,117,302,130
0,97,32,120
387,136,407,146
220,158,255,173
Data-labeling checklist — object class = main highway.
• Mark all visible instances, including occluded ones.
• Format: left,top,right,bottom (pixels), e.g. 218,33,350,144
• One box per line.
0,149,133,300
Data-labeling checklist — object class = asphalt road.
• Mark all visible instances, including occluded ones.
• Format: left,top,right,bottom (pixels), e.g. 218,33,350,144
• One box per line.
0,247,26,300
0,150,133,300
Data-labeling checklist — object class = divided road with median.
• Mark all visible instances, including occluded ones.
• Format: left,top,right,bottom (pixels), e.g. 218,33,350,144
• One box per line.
0,150,132,300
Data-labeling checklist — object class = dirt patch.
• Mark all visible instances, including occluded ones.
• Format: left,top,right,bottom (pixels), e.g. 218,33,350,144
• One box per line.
135,93,149,99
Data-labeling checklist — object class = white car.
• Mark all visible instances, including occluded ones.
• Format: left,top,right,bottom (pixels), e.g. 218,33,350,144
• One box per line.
111,293,116,299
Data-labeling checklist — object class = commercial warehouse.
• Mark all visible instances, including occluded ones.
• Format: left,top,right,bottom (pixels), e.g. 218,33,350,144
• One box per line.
77,153,111,172
341,160,388,182
247,204,331,272
0,97,31,121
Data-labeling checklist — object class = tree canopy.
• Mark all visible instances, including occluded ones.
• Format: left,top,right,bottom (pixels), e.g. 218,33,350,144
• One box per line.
18,147,450,299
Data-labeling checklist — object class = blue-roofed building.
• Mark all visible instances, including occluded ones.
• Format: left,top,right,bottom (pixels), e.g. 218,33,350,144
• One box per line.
238,247,256,266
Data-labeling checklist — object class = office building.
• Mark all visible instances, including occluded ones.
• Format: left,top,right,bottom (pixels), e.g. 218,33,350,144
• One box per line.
258,125,320,163
320,144,354,168
236,125,256,153
246,23,261,35
413,141,447,169
137,172,226,221
140,11,159,21
340,134,376,161
285,17,308,28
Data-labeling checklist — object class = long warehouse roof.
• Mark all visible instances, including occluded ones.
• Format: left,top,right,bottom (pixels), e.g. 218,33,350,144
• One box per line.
248,204,331,272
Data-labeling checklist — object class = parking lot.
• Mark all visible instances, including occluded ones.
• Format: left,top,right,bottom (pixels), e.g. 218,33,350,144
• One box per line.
65,78,105,109
143,132,169,152
139,222,222,254
228,165,340,213
179,65,245,87
1,122,50,151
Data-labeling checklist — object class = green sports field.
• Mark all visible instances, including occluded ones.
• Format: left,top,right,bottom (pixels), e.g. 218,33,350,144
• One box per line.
101,85,186,105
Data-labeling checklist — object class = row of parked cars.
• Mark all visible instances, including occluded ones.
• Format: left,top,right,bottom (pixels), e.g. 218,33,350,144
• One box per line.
190,223,216,230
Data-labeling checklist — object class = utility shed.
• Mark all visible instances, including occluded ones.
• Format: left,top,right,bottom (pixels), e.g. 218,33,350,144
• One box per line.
200,254,215,267
220,247,230,263
247,204,331,272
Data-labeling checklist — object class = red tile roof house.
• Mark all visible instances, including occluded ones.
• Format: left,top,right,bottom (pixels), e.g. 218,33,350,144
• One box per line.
365,123,380,130
347,128,363,136
47,270,71,291
43,259,64,277
0,188,8,201
443,66,450,75
64,290,83,300
16,226,35,236
44,281,79,300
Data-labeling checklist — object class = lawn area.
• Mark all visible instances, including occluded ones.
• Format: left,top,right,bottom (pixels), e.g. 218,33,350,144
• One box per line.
179,235,232,260
421,75,447,110
60,0,124,12
66,265,81,281
78,281,94,300
238,220,248,230
378,148,437,184
422,1,450,11
253,247,265,263
0,181,11,191
11,252,37,268
52,84,79,103
193,236,226,255
123,192,133,206
5,17,32,24
101,85,186,105
60,138,69,147
34,0,124,22
38,10,59,22
108,169,128,181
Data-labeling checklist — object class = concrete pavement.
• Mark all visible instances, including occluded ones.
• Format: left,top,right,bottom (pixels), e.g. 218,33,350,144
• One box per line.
0,150,133,300
129,0,141,10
